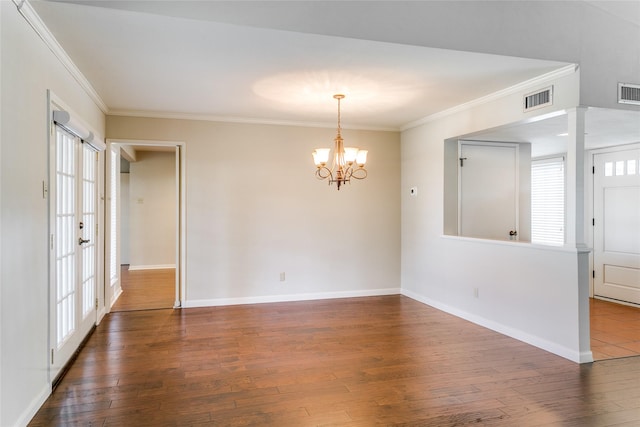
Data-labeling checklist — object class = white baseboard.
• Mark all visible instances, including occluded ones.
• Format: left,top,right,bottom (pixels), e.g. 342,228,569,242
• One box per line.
110,286,123,309
128,264,176,271
401,289,592,364
16,384,50,427
96,306,107,325
579,350,595,364
183,288,401,308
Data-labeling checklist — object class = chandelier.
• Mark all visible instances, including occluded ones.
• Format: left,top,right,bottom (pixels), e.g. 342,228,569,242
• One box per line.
312,94,368,190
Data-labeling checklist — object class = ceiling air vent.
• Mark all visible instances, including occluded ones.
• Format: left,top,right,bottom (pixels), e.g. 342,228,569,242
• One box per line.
524,86,553,112
618,83,640,105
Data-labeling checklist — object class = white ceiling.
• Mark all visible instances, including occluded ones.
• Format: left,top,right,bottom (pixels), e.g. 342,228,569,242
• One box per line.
30,0,640,152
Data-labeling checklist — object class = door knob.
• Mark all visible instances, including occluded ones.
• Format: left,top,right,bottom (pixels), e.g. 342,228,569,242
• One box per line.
78,237,91,245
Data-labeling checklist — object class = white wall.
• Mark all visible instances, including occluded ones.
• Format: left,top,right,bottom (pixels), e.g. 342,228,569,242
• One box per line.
106,117,401,305
128,151,176,269
0,2,105,426
577,5,640,112
401,69,592,362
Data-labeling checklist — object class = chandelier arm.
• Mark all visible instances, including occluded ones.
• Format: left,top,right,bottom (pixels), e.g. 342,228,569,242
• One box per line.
315,166,333,180
350,168,368,180
343,165,353,179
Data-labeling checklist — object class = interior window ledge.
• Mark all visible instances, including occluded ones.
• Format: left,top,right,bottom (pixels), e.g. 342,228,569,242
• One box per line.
440,234,592,254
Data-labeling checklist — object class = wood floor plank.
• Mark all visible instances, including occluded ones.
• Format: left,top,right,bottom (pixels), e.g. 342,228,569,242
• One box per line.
111,266,175,312
29,295,640,426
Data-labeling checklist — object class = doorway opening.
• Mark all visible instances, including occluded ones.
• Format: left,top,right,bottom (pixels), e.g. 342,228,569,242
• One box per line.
106,140,186,313
589,143,640,360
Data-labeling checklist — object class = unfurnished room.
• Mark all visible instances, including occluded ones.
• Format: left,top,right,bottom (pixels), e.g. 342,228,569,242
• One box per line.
1,1,640,426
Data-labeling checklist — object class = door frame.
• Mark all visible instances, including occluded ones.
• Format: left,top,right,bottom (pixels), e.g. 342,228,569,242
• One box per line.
47,92,105,383
105,139,186,311
588,142,640,302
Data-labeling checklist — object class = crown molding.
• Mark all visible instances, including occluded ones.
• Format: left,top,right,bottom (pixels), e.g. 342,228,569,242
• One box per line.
16,0,576,134
107,109,399,132
15,0,108,113
400,63,579,131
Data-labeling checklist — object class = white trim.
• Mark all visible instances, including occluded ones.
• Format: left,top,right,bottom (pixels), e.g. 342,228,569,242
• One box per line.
14,0,108,113
174,145,181,308
14,384,50,427
588,141,640,156
107,109,398,132
106,139,184,147
107,139,187,309
401,289,593,364
106,144,121,309
111,286,123,307
183,288,401,308
401,64,578,131
440,234,591,253
593,296,640,309
9,0,578,135
128,264,176,271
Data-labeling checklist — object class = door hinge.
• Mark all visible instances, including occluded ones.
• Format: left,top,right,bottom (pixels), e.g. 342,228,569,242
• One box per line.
51,348,54,365
95,298,99,310
42,181,48,199
50,234,54,250
459,157,467,167
592,270,596,278
592,166,595,174
592,218,595,226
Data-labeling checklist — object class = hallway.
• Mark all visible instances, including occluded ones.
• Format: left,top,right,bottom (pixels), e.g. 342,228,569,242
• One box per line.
111,266,175,312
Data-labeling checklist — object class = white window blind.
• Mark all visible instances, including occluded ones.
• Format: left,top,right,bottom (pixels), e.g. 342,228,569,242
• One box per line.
531,156,565,246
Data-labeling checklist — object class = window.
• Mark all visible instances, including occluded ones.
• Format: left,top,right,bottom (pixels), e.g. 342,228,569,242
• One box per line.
531,156,565,246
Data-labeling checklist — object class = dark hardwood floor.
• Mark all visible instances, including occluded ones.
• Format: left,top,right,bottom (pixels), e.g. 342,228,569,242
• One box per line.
30,296,640,426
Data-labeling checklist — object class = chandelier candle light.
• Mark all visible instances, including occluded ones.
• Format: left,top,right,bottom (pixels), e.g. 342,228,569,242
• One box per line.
312,94,368,190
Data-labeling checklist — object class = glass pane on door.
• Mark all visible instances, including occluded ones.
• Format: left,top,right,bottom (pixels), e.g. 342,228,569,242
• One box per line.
55,128,77,345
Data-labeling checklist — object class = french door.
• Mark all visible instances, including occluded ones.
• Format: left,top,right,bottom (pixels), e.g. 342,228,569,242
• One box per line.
51,126,98,378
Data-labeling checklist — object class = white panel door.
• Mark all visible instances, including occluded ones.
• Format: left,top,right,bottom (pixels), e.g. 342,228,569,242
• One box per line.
459,142,519,240
594,147,640,305
52,127,98,378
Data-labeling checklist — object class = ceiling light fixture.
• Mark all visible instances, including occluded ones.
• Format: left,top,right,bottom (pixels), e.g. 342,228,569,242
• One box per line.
312,94,367,190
